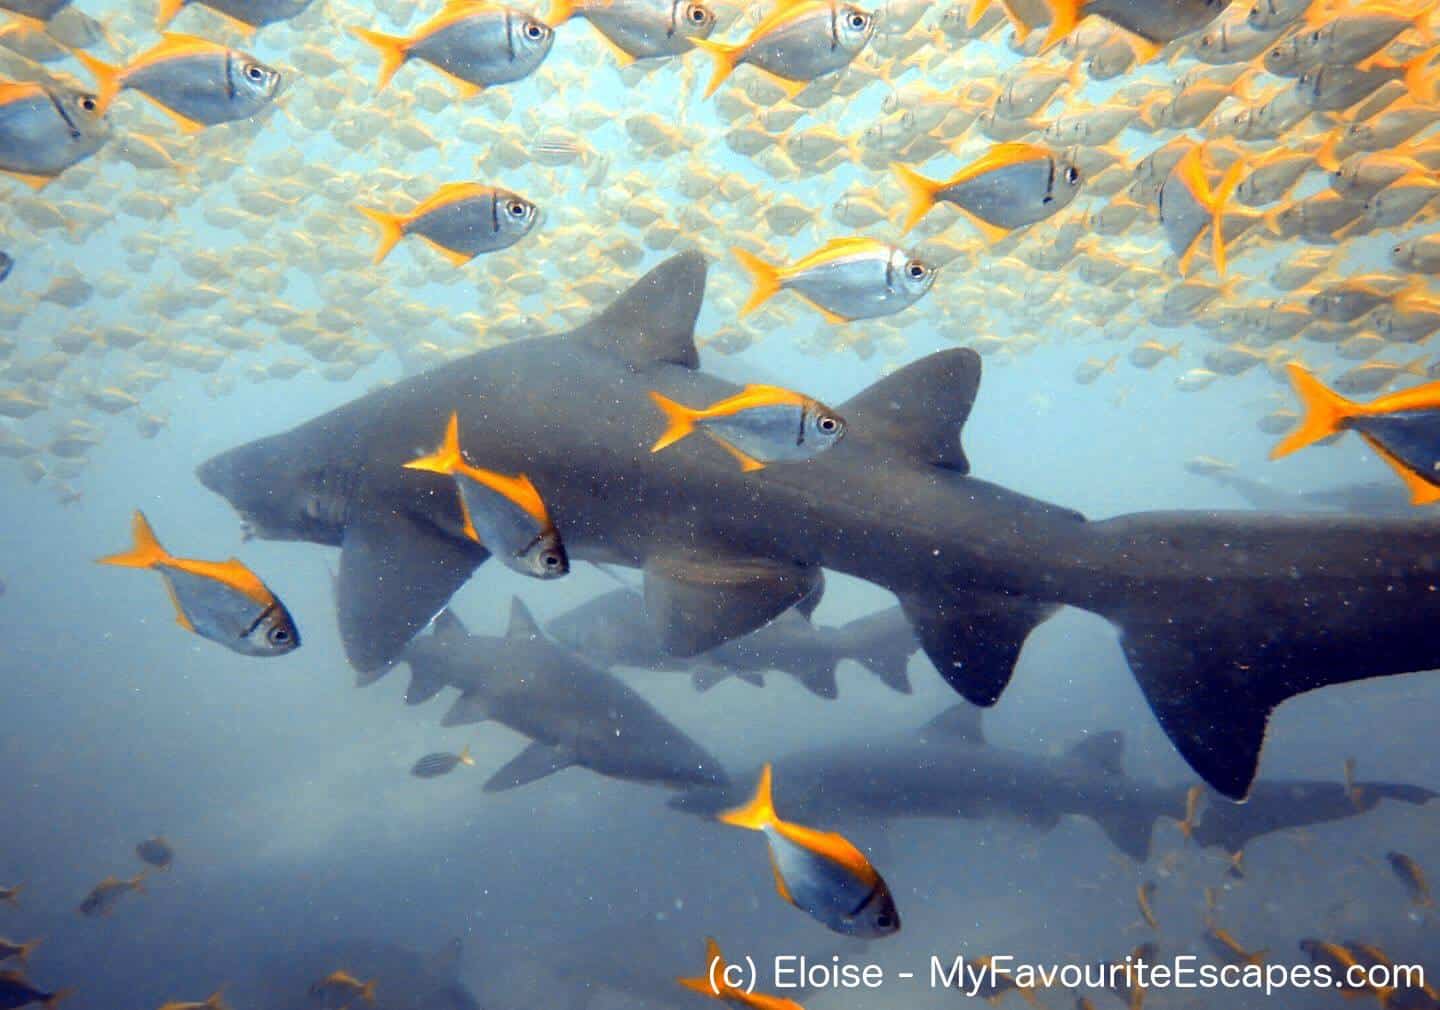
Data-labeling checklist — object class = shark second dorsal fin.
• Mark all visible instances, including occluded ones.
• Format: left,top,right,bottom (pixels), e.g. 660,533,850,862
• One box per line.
1066,731,1125,776
576,251,707,371
431,608,470,644
506,596,543,641
920,704,985,745
840,348,981,473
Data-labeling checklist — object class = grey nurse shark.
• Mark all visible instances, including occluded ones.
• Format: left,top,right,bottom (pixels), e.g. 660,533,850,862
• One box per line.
667,706,1438,861
400,597,728,792
546,587,919,698
198,250,1440,800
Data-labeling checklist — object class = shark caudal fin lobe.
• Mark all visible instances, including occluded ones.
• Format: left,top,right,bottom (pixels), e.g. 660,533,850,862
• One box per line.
648,391,698,452
1068,732,1156,861
349,26,411,91
718,763,777,831
356,205,407,264
97,511,170,568
689,36,742,98
731,247,784,316
1270,363,1355,459
891,162,942,235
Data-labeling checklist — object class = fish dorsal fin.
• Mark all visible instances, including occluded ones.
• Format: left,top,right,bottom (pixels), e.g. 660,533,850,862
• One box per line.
840,348,981,473
644,550,821,656
920,704,985,745
431,608,469,644
576,250,706,370
506,595,543,641
1066,731,1125,776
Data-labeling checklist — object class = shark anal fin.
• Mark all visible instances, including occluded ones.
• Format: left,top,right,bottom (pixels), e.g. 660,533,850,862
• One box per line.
338,511,488,673
484,741,576,792
840,348,981,473
575,250,707,371
645,552,822,657
900,590,1058,706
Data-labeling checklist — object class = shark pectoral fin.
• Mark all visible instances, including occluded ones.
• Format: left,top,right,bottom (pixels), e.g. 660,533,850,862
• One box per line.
839,348,981,473
337,512,488,673
405,666,449,706
644,552,822,657
484,742,576,792
900,590,1059,706
1066,731,1126,775
575,250,706,371
440,691,491,727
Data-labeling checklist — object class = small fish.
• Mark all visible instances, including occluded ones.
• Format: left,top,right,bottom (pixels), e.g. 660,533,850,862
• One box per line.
309,971,376,1005
1158,143,1245,276
78,35,282,133
717,764,899,936
953,954,1041,1004
0,939,39,966
97,511,301,656
649,385,845,472
156,990,227,1010
405,413,568,578
547,0,716,65
1271,364,1440,506
1342,757,1365,809
358,184,537,265
1136,881,1159,930
411,746,476,778
1128,340,1180,368
0,253,11,282
691,0,874,99
1177,783,1203,839
157,0,314,32
892,142,1083,240
1203,922,1267,966
677,937,805,1010
0,82,109,188
1226,849,1245,880
732,238,935,324
1074,354,1119,385
78,874,145,917
1184,455,1232,476
0,972,68,1009
350,4,553,95
136,836,174,870
1387,851,1433,908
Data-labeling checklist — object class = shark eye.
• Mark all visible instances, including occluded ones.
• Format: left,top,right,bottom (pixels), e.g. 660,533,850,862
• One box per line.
245,62,266,82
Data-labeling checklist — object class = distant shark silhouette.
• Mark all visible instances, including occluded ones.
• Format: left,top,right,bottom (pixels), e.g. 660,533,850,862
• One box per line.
199,251,1440,800
668,706,1438,861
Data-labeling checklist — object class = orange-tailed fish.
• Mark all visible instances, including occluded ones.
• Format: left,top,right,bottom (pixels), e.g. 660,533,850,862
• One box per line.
78,873,145,917
77,34,282,132
546,0,716,65
1271,363,1440,506
357,183,537,265
1202,921,1267,966
0,938,40,966
157,0,314,33
156,990,228,1010
0,81,109,189
678,937,806,1010
349,4,553,95
0,0,68,25
404,412,568,579
731,238,935,323
1177,783,1204,841
717,764,899,936
1157,143,1245,276
308,971,376,1005
1387,851,1433,908
411,746,475,778
649,386,845,472
1342,757,1365,809
97,511,300,656
1136,881,1159,930
0,973,68,1009
0,885,20,906
892,142,1082,239
691,0,874,99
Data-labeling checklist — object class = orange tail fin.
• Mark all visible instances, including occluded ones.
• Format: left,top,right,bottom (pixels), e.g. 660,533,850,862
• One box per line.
718,763,776,831
155,0,187,28
731,247,783,316
546,0,578,24
676,937,727,999
349,26,410,91
689,36,742,98
97,511,169,569
404,412,464,473
891,162,942,234
1270,363,1355,459
356,205,407,264
648,391,698,452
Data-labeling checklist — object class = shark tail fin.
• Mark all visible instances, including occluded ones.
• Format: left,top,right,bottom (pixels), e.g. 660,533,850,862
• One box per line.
718,763,776,831
648,391,698,452
349,26,410,91
1270,363,1355,459
791,655,839,699
731,247,783,316
97,510,169,569
356,205,407,264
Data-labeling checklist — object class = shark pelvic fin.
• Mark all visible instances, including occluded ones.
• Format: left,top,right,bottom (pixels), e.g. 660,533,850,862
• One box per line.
430,608,470,644
900,589,1059,706
645,551,822,657
576,250,707,371
840,348,981,473
484,741,576,792
338,512,488,673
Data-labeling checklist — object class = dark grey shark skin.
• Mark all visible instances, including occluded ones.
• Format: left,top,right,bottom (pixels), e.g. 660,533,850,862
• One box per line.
546,587,918,698
400,598,728,792
197,250,1440,801
245,937,479,1010
666,706,1438,861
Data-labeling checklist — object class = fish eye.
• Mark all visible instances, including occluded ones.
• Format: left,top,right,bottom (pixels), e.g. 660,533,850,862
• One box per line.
244,62,265,82
1310,30,1320,42
525,21,545,38
877,913,893,928
848,11,867,28
688,4,709,21
906,260,927,279
508,200,530,217
1065,165,1080,185
542,551,563,568
79,94,97,111
817,414,841,434
268,625,290,644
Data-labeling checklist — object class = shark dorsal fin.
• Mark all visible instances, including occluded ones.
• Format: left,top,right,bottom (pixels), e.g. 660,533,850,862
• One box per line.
507,596,543,641
1066,731,1125,775
921,703,985,745
431,608,469,644
840,348,981,473
576,251,707,371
